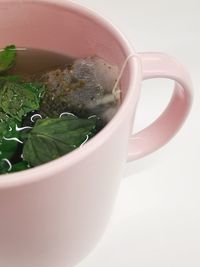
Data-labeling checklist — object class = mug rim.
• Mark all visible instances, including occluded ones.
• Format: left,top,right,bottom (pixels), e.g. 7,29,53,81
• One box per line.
0,0,141,187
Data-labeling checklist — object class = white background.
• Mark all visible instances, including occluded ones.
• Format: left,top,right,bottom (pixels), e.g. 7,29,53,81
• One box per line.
73,0,200,266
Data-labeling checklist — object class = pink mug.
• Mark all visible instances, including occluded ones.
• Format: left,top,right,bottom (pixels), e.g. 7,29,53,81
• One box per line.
0,1,193,267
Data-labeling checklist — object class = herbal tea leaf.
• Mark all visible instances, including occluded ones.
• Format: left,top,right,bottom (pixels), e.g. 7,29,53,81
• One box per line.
0,112,20,162
23,117,96,167
0,81,45,121
0,160,9,174
0,45,16,73
0,75,21,90
9,161,30,173
0,75,21,83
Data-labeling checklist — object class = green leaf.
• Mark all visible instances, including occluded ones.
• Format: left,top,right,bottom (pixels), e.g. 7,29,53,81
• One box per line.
0,75,21,89
9,161,30,173
0,159,9,174
0,75,21,83
0,45,16,73
23,117,96,167
0,112,20,161
0,81,45,121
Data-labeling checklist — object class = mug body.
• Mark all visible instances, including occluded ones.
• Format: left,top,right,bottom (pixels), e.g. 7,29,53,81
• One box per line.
0,1,141,267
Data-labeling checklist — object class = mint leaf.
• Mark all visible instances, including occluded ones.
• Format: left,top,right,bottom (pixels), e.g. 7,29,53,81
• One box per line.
0,75,21,83
23,117,96,167
0,81,45,121
0,160,29,174
0,75,21,89
0,160,9,174
0,45,16,73
0,112,20,162
9,161,30,173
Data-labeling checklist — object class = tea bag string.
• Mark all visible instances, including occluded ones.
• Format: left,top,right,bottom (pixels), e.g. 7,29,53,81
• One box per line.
112,53,139,98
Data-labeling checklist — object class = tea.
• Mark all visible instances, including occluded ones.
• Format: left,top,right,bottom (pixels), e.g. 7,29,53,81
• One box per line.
0,46,120,174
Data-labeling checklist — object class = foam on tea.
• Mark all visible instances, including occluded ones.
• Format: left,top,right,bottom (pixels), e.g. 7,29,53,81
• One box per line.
0,46,121,174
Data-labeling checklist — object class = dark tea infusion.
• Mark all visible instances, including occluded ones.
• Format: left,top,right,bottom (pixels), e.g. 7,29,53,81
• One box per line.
0,45,121,174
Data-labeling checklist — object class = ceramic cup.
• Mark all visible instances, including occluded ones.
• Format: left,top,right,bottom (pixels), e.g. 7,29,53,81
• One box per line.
0,1,193,267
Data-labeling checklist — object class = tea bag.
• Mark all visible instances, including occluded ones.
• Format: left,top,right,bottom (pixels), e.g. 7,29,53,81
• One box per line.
40,56,121,122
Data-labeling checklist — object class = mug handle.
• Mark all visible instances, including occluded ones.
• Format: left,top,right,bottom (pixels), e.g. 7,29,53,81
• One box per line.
128,52,193,161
